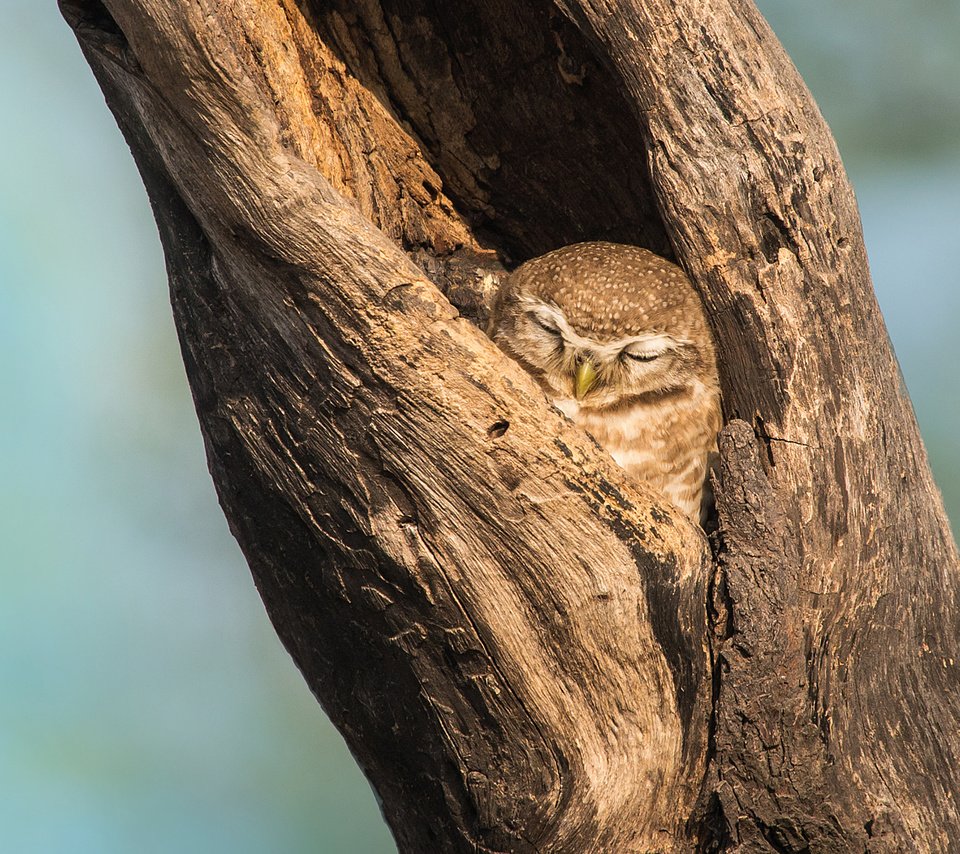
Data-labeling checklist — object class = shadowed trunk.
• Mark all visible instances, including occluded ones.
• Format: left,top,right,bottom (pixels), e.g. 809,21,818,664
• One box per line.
60,0,960,850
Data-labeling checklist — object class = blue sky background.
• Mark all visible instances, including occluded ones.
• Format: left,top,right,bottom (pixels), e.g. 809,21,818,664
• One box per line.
1,2,957,852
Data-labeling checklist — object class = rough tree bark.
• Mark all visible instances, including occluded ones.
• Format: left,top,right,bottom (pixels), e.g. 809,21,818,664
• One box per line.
60,0,959,851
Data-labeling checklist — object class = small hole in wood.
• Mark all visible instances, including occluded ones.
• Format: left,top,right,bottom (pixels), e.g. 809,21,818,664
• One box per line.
487,420,510,439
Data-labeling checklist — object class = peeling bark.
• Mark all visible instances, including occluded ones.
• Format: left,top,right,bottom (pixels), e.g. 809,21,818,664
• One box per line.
60,0,960,851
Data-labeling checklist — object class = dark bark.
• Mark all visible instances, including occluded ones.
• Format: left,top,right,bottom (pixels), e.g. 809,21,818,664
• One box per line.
60,0,960,851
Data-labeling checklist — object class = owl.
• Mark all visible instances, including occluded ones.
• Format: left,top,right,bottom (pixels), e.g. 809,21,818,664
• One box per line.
489,242,721,524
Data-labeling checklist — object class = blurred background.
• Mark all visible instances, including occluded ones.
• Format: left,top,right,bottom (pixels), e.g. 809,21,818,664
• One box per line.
1,1,957,851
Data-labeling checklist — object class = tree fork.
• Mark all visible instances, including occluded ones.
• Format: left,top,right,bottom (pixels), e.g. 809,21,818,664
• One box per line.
60,0,960,850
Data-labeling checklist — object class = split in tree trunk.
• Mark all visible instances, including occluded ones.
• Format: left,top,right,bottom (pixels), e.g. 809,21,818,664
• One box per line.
60,0,960,850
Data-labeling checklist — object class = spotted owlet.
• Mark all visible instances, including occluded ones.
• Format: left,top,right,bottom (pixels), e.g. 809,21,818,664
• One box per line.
489,241,721,524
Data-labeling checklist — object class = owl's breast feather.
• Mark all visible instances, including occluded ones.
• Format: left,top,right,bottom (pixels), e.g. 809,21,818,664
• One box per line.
551,398,580,420
552,387,719,522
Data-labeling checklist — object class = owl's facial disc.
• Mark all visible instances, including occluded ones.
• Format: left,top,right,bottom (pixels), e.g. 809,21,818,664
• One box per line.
570,334,688,402
504,298,696,404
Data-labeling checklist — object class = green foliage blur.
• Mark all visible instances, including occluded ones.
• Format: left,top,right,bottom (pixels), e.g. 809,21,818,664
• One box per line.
1,2,956,852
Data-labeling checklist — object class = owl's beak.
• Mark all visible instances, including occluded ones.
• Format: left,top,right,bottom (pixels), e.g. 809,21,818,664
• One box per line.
573,359,597,399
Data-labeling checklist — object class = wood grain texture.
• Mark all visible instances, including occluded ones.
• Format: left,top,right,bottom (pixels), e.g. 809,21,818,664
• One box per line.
59,0,960,850
554,3,960,848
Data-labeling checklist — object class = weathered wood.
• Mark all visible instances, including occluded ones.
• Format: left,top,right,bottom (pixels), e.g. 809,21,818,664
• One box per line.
555,3,960,847
59,0,960,850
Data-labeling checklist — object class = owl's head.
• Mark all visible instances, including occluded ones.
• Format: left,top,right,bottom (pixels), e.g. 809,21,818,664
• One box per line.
489,242,717,409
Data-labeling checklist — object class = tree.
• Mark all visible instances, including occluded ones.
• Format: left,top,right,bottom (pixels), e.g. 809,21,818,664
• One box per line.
60,0,960,850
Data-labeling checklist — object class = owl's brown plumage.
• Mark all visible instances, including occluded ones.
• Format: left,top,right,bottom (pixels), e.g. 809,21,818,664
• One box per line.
489,241,721,523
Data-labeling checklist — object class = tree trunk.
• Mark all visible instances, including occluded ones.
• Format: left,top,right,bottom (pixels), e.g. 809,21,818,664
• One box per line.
60,0,960,850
